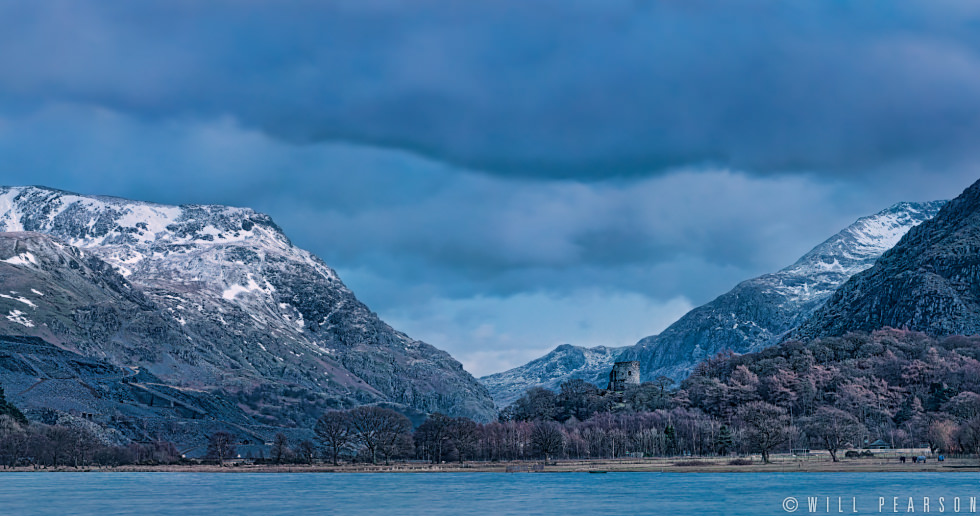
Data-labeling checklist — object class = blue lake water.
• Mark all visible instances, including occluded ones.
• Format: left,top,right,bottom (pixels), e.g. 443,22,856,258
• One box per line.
1,472,979,516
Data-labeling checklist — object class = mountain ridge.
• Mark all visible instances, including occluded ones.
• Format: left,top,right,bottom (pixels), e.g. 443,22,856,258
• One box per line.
618,200,946,382
790,179,980,340
0,185,497,435
481,200,945,404
479,344,626,407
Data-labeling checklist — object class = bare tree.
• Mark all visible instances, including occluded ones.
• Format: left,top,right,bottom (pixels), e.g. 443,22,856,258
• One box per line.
314,411,353,466
804,407,865,462
530,421,566,462
377,419,413,465
271,432,289,464
67,426,97,468
737,402,792,464
414,413,453,463
206,431,237,466
45,426,73,468
655,376,674,396
956,417,980,462
295,440,315,465
929,419,958,454
446,417,478,464
348,407,412,465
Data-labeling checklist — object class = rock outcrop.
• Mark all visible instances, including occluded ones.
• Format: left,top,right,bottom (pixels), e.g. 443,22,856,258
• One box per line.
791,179,980,340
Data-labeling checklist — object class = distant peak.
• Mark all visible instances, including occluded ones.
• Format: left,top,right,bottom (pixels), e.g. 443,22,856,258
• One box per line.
877,200,947,215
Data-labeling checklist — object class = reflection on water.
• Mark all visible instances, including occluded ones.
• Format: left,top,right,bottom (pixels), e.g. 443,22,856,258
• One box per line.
0,472,978,516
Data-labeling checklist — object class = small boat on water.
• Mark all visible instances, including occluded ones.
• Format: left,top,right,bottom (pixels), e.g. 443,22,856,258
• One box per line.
588,470,608,474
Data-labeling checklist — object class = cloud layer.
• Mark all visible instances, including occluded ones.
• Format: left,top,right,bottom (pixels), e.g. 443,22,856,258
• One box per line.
1,1,978,374
3,1,980,176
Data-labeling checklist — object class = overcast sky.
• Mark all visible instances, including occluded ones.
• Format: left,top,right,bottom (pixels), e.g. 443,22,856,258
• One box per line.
1,1,979,376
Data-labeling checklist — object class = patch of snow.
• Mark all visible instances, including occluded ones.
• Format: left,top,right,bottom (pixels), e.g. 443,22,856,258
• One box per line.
222,276,262,300
30,289,44,297
0,293,36,309
811,258,843,272
3,253,37,266
295,311,305,332
0,189,26,232
103,204,182,245
5,310,34,327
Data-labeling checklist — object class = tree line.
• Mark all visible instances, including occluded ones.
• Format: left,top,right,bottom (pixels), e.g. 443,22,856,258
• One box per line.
0,413,180,468
0,385,181,468
682,328,980,459
394,328,980,464
5,328,980,466
488,329,980,462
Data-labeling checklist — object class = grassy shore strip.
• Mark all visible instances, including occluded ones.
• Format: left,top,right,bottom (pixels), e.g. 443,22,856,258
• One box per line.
2,456,978,473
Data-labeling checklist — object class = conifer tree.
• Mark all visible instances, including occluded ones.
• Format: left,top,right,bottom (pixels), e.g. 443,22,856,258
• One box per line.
715,425,734,455
0,386,26,425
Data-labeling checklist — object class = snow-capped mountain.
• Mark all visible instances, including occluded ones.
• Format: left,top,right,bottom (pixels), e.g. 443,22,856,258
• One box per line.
479,344,625,407
618,200,946,381
483,201,946,404
757,201,950,309
0,186,497,432
792,180,980,340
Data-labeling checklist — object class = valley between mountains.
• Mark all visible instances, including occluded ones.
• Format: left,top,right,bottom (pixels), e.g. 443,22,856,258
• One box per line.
4,178,980,455
481,200,945,406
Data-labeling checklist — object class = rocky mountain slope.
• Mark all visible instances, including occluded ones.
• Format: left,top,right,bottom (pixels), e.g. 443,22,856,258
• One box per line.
479,344,625,407
0,186,496,436
790,179,980,340
0,333,261,452
482,201,945,403
618,201,945,382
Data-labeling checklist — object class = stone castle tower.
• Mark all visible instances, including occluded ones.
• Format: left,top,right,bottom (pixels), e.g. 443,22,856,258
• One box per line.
607,361,641,391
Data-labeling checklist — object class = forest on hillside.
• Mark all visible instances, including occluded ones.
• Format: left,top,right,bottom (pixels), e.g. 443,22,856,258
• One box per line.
4,328,980,466
492,328,980,462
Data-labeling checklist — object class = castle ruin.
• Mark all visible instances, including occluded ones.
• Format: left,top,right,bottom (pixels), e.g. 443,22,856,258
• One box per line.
607,361,640,391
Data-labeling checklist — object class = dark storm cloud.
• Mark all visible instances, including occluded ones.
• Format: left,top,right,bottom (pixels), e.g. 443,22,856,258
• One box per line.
2,0,980,178
2,1,979,372
0,104,862,304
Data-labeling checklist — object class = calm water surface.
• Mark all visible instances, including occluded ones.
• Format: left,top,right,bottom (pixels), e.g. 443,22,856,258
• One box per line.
1,472,979,516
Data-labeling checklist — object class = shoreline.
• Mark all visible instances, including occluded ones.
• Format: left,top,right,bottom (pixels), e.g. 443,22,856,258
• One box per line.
4,456,977,474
